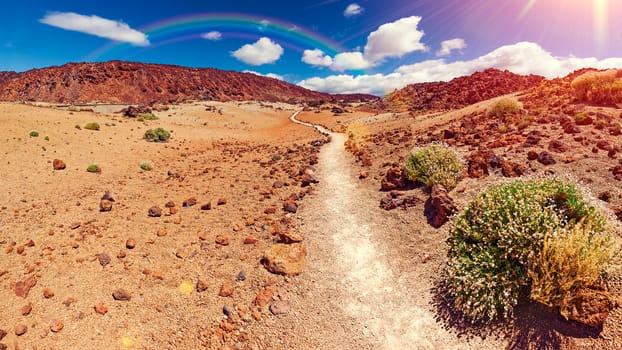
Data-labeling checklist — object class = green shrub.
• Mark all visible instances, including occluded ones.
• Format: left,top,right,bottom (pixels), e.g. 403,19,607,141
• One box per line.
571,69,622,105
137,113,158,121
488,98,523,117
143,128,171,142
44,135,49,141
86,164,100,173
404,143,464,189
445,178,612,323
29,130,39,137
140,162,153,171
84,122,100,131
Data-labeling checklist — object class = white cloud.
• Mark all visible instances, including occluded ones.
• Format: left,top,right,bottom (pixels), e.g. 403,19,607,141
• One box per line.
437,38,466,57
201,31,222,41
232,37,284,66
344,3,364,17
243,70,284,81
302,49,333,67
363,16,427,62
331,52,371,71
298,41,622,96
39,12,149,46
301,16,427,72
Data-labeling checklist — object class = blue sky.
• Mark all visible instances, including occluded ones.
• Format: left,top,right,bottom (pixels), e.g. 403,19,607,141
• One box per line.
1,0,621,95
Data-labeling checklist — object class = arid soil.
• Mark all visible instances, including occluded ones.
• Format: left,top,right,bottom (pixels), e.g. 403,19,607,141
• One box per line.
1,72,622,350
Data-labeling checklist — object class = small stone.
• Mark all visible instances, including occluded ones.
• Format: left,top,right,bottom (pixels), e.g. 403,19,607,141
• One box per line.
527,151,539,160
262,243,307,276
236,271,246,281
14,275,37,298
99,199,113,212
14,324,27,336
175,247,191,259
599,191,612,202
50,320,64,332
252,311,262,321
215,235,229,246
217,197,227,205
125,238,136,249
117,251,127,259
219,283,234,297
198,232,208,240
97,253,111,267
282,200,298,213
164,201,175,208
243,236,258,244
272,181,284,189
148,206,162,217
70,221,81,229
52,159,66,170
20,303,32,316
200,203,212,210
112,289,131,301
156,228,167,237
63,297,76,307
269,300,291,315
94,302,108,315
223,305,233,316
196,279,208,292
254,286,276,307
359,171,369,179
43,288,55,299
183,197,197,207
537,151,556,165
0,329,6,340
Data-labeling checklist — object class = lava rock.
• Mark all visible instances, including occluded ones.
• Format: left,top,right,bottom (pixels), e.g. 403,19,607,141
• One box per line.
537,151,556,165
262,243,307,276
112,289,131,301
424,184,457,228
148,206,162,217
52,159,66,170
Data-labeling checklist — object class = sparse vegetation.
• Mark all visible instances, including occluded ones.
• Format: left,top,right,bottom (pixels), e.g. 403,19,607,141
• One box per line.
444,178,615,323
404,143,464,190
487,97,523,117
75,124,81,130
137,113,158,121
84,122,100,131
86,164,100,173
571,69,622,105
140,162,153,171
44,135,49,141
143,127,171,142
29,130,39,137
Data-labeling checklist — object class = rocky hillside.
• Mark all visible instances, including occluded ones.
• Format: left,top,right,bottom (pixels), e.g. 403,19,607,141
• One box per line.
0,61,377,104
374,68,544,112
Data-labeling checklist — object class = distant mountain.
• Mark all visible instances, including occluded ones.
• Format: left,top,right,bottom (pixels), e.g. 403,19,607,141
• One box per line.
372,69,544,112
0,61,377,104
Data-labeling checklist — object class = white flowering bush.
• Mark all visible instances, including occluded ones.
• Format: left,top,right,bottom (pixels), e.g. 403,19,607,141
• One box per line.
487,97,523,117
445,178,612,322
404,143,464,190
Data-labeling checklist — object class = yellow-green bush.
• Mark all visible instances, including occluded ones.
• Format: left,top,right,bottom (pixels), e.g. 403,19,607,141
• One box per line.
571,69,622,106
404,143,464,189
487,97,523,117
445,178,614,322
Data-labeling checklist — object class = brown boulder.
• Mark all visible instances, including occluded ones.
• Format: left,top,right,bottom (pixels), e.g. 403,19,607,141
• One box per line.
537,151,556,165
560,289,617,328
548,140,568,153
300,173,319,187
148,206,162,217
380,167,407,190
466,149,494,178
14,275,37,298
424,184,457,228
263,243,307,275
52,159,66,170
283,200,298,213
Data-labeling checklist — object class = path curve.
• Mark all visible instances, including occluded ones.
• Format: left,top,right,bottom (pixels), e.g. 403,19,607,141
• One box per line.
282,111,502,349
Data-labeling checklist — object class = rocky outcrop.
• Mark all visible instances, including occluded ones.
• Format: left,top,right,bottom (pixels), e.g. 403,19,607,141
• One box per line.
373,69,543,112
0,61,377,104
424,184,457,228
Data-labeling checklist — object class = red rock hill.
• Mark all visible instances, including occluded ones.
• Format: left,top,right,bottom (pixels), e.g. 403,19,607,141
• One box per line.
0,61,376,104
374,68,544,112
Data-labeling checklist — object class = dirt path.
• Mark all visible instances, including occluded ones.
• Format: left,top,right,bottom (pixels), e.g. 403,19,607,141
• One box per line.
251,113,505,349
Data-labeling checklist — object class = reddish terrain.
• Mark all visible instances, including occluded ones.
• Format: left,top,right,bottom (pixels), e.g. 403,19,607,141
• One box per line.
372,68,543,112
0,61,376,104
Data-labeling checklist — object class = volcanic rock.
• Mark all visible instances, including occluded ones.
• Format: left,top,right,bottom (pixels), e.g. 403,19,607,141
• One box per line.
99,199,113,212
380,167,408,190
112,289,131,301
148,206,162,217
548,140,568,153
183,197,197,207
537,152,556,165
263,243,307,276
269,300,291,315
424,184,457,228
52,159,66,170
14,275,37,298
14,325,27,336
283,200,298,213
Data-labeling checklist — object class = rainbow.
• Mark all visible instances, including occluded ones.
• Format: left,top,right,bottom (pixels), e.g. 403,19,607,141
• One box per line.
85,13,346,61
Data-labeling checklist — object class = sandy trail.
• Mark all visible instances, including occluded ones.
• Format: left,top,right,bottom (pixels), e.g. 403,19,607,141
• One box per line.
285,112,496,349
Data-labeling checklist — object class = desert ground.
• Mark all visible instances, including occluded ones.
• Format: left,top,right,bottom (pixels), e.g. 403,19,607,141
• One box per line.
1,95,622,350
